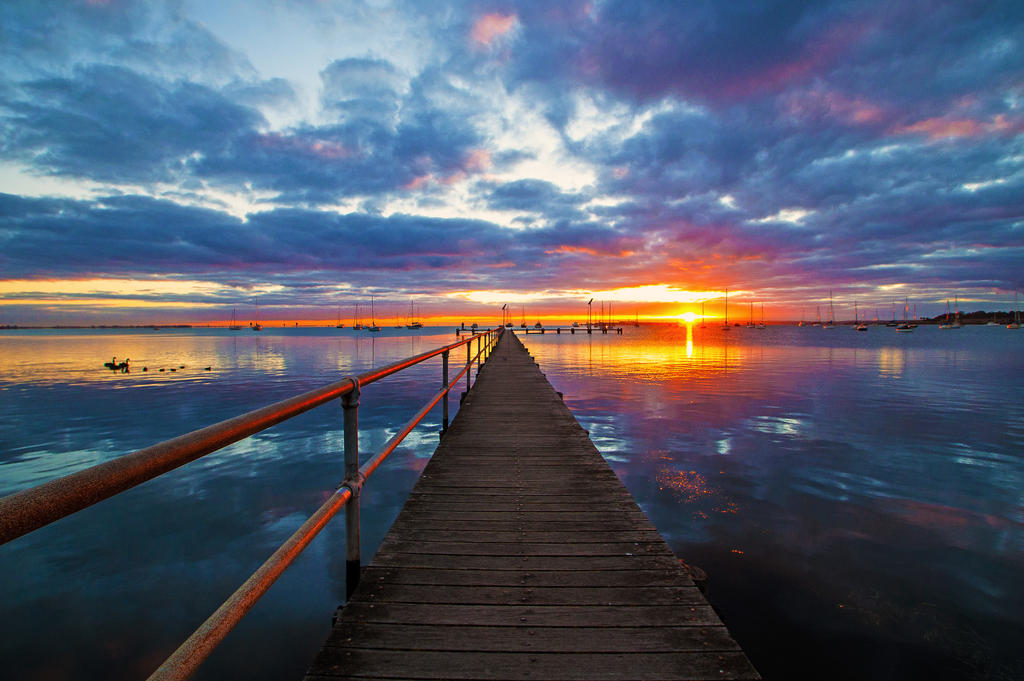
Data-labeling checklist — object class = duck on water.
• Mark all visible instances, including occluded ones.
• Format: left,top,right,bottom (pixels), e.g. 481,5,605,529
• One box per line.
103,357,130,373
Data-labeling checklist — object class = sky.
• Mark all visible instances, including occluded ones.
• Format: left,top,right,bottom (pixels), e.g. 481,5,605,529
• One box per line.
1,0,1023,325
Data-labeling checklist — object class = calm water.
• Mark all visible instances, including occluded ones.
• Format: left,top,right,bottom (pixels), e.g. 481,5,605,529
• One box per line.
1,325,1023,680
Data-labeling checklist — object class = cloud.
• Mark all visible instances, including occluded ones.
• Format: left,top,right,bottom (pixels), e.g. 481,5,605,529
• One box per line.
892,114,1023,141
482,178,588,219
320,58,406,123
471,13,518,47
0,192,523,281
2,0,1024,321
0,1,256,85
1,64,266,184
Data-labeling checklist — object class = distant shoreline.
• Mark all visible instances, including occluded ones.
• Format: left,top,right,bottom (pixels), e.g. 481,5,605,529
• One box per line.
0,310,1018,330
0,324,194,330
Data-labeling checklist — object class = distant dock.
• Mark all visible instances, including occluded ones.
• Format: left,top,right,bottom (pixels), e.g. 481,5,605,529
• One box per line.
305,330,759,680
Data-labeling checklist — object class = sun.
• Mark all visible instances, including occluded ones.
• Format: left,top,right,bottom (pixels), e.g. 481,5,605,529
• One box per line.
680,311,699,323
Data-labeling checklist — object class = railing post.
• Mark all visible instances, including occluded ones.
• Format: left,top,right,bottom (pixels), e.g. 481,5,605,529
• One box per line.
341,377,361,600
476,336,481,375
441,350,449,434
466,341,472,391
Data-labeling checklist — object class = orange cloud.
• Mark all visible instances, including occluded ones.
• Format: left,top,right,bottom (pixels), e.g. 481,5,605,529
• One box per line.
402,174,432,190
471,12,518,46
256,133,354,160
782,87,884,126
545,245,635,257
893,114,1021,140
464,148,492,172
309,140,352,159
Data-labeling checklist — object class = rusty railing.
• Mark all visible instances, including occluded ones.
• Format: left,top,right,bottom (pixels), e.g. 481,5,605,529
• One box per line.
0,326,504,681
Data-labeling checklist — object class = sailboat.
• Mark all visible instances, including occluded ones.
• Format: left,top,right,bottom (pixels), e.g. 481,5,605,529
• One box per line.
335,305,345,329
757,302,766,329
950,295,962,328
746,301,755,328
366,295,380,332
722,288,730,330
896,297,912,331
939,300,953,329
1009,292,1021,329
822,290,836,329
634,309,640,327
352,302,363,330
855,301,867,331
886,298,899,327
699,298,707,328
406,299,423,329
252,298,262,331
520,305,527,329
229,307,241,331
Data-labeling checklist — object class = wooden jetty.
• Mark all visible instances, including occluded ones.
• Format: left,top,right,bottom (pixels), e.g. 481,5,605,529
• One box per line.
306,330,759,680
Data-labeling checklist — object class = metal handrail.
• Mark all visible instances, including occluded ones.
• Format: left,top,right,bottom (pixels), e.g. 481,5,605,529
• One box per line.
0,326,503,681
0,328,501,544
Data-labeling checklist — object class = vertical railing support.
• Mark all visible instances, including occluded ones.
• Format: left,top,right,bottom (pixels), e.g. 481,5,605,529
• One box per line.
466,341,472,391
476,336,482,375
341,377,361,600
441,350,449,435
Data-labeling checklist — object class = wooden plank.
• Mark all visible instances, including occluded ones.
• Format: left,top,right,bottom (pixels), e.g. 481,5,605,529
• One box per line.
385,520,659,533
376,510,657,523
401,489,630,499
383,529,665,543
355,583,708,606
369,552,683,571
305,330,759,680
376,539,676,557
359,567,690,588
321,622,743,653
335,602,726,627
395,501,646,513
306,650,759,680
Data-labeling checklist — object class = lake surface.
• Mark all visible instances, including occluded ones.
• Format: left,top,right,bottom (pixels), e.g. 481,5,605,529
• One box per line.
1,324,1022,680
